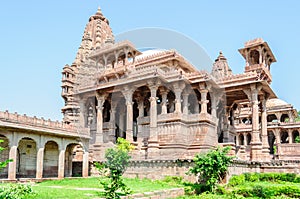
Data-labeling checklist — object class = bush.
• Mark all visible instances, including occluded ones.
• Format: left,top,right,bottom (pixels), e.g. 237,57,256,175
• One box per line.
95,138,134,199
241,172,299,183
188,147,234,192
162,176,183,185
244,172,259,182
228,174,245,187
0,183,35,199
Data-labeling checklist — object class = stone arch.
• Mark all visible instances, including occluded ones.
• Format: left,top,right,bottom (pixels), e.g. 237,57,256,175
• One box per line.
64,143,83,177
43,141,59,178
280,131,289,143
280,114,289,122
267,114,277,123
267,131,276,154
292,130,300,143
0,134,9,178
17,137,37,178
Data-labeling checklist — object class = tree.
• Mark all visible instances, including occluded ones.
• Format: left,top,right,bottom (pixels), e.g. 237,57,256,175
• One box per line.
95,138,134,199
188,147,234,192
0,140,12,169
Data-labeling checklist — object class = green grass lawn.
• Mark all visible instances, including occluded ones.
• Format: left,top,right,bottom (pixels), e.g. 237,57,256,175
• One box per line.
24,177,182,199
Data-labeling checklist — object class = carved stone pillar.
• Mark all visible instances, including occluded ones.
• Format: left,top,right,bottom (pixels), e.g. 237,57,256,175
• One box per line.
96,94,105,144
36,147,44,179
182,92,189,115
149,86,157,128
82,151,89,177
261,95,270,161
174,89,182,113
58,148,65,179
210,93,217,117
160,90,168,114
274,129,281,158
8,146,17,180
110,102,117,141
200,89,208,114
288,129,293,144
222,113,230,142
288,111,294,123
119,106,125,138
247,84,263,161
123,89,134,142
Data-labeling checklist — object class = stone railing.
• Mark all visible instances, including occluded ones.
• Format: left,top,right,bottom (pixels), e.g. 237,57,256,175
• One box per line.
0,110,76,132
157,112,217,124
137,116,150,125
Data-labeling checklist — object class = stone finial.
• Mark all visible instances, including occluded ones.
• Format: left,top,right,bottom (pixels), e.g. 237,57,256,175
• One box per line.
96,6,103,16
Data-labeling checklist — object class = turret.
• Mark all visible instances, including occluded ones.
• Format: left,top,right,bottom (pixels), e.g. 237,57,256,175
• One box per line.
238,38,276,83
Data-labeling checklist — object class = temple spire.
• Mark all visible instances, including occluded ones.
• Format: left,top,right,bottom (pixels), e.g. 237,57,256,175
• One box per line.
211,51,233,80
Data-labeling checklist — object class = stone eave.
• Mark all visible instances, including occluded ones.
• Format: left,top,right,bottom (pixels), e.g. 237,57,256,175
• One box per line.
0,120,90,139
76,71,191,96
89,40,141,61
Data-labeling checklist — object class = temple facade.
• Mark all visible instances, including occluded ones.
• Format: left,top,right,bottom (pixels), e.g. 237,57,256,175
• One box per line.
61,8,300,163
0,7,300,180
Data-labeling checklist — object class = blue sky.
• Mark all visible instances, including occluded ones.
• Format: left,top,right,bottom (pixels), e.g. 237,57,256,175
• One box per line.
0,1,299,121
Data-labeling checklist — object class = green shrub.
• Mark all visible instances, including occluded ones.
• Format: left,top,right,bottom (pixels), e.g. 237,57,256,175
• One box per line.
95,138,134,199
228,174,245,187
0,183,35,199
188,146,234,192
162,176,183,185
244,172,259,182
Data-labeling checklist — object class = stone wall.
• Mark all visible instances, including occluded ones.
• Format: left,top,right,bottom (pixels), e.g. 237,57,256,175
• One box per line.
107,159,300,181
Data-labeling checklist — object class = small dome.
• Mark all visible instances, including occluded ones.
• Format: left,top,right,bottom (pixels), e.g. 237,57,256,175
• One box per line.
266,98,289,108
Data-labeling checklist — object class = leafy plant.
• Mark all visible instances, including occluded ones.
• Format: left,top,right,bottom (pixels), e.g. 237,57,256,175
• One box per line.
188,146,234,192
295,135,300,143
0,183,35,199
95,138,134,199
0,139,12,169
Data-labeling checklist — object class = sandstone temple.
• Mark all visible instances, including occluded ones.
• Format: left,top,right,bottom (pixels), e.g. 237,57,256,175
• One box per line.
0,7,300,180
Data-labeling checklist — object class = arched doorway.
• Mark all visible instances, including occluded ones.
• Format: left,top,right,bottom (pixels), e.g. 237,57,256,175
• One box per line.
280,131,288,143
17,137,37,178
43,141,59,178
65,144,83,177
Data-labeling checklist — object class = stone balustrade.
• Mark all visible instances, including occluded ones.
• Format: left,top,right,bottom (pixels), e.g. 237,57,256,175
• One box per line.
137,116,150,125
0,110,76,132
157,112,217,124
